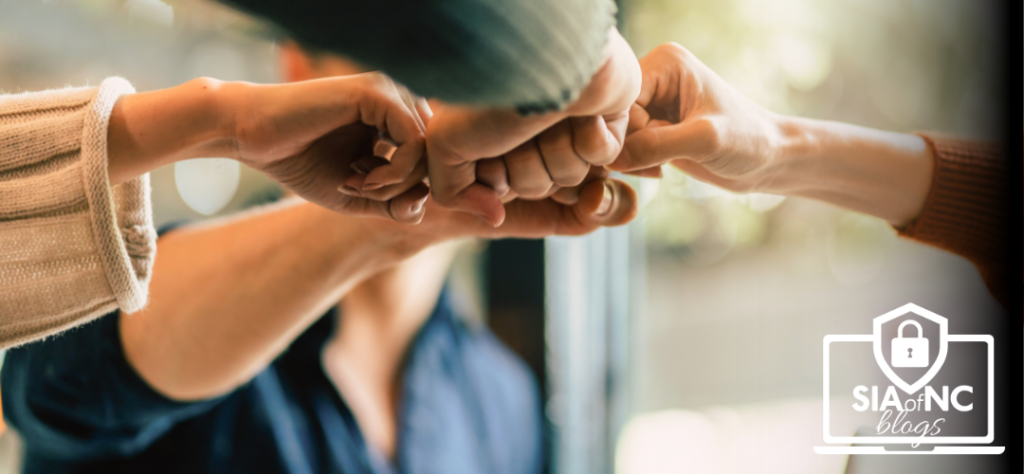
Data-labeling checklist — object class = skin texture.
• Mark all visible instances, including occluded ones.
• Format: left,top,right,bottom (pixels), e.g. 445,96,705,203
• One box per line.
610,43,934,227
106,74,430,222
114,34,646,457
105,27,641,227
120,180,636,399
366,27,643,227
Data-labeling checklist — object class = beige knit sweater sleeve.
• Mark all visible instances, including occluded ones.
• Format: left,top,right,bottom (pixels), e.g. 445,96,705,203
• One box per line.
0,77,156,349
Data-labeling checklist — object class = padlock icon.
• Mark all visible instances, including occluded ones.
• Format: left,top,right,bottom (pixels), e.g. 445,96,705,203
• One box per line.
891,320,929,367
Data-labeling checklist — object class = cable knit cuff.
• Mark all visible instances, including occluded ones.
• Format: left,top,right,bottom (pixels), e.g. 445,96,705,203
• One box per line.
0,77,154,349
82,77,156,314
899,132,1008,306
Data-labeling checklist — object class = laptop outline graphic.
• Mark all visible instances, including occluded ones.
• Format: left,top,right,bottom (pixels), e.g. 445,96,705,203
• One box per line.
814,303,1004,455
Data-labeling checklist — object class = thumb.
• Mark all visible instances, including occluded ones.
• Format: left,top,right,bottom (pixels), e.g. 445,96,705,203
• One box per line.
322,182,430,223
493,178,637,238
609,119,715,172
570,178,638,231
634,62,662,110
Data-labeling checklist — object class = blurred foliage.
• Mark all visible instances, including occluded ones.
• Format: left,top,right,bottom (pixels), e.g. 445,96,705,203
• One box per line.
624,0,1004,264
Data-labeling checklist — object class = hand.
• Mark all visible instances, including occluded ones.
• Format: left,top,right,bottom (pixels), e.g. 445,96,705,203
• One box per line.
361,28,641,227
366,168,639,251
607,43,787,193
609,42,934,225
230,73,431,222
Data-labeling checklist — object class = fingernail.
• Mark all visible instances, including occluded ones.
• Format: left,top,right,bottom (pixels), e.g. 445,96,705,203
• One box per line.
596,181,615,216
362,182,384,191
338,184,361,196
351,161,372,176
474,213,496,227
410,198,425,215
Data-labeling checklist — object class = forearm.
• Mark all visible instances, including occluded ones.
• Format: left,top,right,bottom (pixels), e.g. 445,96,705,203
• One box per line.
343,241,459,323
106,78,237,186
120,199,419,401
767,116,934,226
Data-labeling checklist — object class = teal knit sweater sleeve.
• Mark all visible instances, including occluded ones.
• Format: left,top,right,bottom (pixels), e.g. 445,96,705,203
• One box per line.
223,0,618,113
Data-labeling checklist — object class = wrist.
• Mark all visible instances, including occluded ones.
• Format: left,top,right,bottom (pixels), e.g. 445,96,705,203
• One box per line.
180,77,240,160
764,115,933,225
107,78,239,185
762,114,826,196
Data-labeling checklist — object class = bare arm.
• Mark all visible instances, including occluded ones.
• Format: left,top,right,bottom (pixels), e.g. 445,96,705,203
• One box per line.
609,43,932,226
106,74,430,222
122,170,637,402
764,118,932,226
119,199,414,401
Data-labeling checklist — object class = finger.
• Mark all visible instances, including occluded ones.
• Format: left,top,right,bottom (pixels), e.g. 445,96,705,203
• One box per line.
329,181,429,223
504,139,556,199
551,186,581,205
397,84,427,132
626,103,650,134
414,96,433,125
315,187,397,221
389,182,430,224
624,166,663,178
427,156,505,226
476,157,510,198
448,182,506,227
347,158,428,201
535,119,590,186
549,165,609,204
609,119,716,172
635,52,663,109
359,81,427,190
497,178,638,237
570,114,622,166
499,188,519,204
350,155,388,176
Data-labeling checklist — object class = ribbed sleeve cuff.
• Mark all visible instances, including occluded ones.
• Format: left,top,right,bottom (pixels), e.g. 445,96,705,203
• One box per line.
81,78,156,314
899,133,1009,307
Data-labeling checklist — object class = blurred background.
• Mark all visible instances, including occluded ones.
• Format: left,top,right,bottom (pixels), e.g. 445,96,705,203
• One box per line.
618,1,1008,473
0,0,1010,473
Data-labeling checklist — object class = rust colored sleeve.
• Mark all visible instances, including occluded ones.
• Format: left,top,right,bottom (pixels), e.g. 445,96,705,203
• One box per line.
898,133,1010,309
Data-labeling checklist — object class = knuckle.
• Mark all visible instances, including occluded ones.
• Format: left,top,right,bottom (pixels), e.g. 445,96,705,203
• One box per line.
511,182,551,199
659,42,691,59
690,118,722,154
504,149,538,166
363,71,390,88
573,134,605,158
538,124,572,148
582,145,617,166
551,169,587,187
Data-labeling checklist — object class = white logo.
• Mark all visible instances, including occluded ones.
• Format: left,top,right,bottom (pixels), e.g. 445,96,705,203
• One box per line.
815,303,1002,455
872,305,946,393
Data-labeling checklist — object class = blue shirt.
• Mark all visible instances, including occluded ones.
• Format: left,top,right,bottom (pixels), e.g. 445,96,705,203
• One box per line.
2,292,544,474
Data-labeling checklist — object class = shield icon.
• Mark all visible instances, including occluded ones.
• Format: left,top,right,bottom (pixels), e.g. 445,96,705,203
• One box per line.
872,303,948,394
